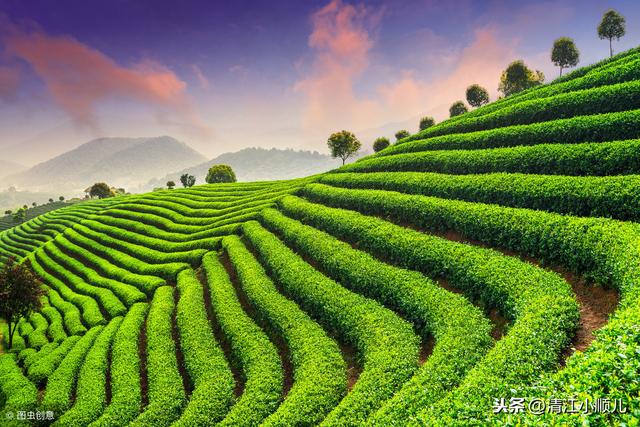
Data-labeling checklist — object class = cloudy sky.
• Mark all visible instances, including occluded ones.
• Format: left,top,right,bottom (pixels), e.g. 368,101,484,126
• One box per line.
0,0,638,165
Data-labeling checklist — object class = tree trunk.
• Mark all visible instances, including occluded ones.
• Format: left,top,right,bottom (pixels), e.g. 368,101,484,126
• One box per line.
610,38,613,57
7,320,14,349
342,158,345,165
559,67,563,77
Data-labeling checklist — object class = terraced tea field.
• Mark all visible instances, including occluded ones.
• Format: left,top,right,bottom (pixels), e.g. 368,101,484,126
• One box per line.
2,48,640,426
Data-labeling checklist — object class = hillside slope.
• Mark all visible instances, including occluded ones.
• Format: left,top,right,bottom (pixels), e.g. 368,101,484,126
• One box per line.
5,136,207,193
147,147,343,190
1,47,640,426
0,160,26,180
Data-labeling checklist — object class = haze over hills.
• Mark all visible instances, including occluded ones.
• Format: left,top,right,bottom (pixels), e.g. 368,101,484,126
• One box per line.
145,147,360,190
0,160,27,180
3,136,207,194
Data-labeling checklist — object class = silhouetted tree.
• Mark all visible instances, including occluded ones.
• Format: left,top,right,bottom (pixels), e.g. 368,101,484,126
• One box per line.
180,173,196,188
449,101,468,117
498,60,544,96
89,182,115,199
48,198,54,203
0,257,45,349
598,9,626,57
327,130,361,165
206,165,237,183
373,137,390,153
395,130,410,142
419,116,436,131
4,210,11,215
466,84,490,107
59,196,65,202
166,180,176,190
551,37,579,76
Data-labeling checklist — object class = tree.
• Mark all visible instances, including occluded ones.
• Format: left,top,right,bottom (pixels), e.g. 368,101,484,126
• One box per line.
22,205,27,210
49,198,54,203
166,180,176,190
395,130,410,142
466,84,490,107
59,196,65,202
327,130,361,165
449,101,468,117
0,257,45,349
373,137,390,153
598,9,626,57
206,165,237,184
551,37,579,76
180,173,196,188
4,210,11,216
498,60,545,97
419,116,436,131
89,182,115,199
13,209,26,224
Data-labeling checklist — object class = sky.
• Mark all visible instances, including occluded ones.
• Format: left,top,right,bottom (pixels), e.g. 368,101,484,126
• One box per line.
0,0,638,165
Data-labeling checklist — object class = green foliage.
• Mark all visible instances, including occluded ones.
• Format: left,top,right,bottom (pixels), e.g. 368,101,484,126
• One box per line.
89,183,115,199
598,9,626,57
0,257,45,348
0,354,38,425
129,287,185,427
499,60,544,96
552,37,579,76
259,206,492,423
419,116,436,130
320,172,640,221
400,80,640,141
54,317,122,427
202,253,283,426
372,137,390,153
394,130,411,141
295,186,579,423
42,326,103,415
172,268,234,426
449,101,468,117
180,173,196,188
243,220,420,425
166,180,176,189
223,235,346,426
465,84,489,107
92,303,148,427
206,164,237,184
327,130,361,165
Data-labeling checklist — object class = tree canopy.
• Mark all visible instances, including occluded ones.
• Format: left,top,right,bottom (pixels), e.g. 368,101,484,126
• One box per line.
419,116,436,131
598,9,626,57
373,137,390,153
166,180,176,189
327,130,361,165
551,37,579,76
180,173,196,188
89,182,115,199
449,101,468,117
394,130,410,141
498,60,545,97
0,257,45,348
465,85,490,107
206,164,237,184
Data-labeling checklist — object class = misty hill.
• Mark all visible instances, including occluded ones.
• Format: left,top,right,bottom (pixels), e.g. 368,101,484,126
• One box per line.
4,136,207,193
0,160,27,180
146,147,346,189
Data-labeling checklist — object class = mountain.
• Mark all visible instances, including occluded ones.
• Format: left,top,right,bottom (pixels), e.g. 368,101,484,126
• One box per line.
0,160,27,180
4,136,207,194
146,147,350,190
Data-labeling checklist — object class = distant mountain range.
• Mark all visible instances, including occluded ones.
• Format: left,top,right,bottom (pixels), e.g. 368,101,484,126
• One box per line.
146,147,349,190
4,136,207,194
0,160,27,180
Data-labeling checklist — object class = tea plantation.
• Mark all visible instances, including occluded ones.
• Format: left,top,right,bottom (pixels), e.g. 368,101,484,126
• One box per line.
1,48,640,426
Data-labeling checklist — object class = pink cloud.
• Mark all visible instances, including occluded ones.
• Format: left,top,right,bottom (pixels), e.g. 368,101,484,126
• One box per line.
191,64,211,90
377,28,517,124
294,0,382,132
0,65,20,102
4,27,210,137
